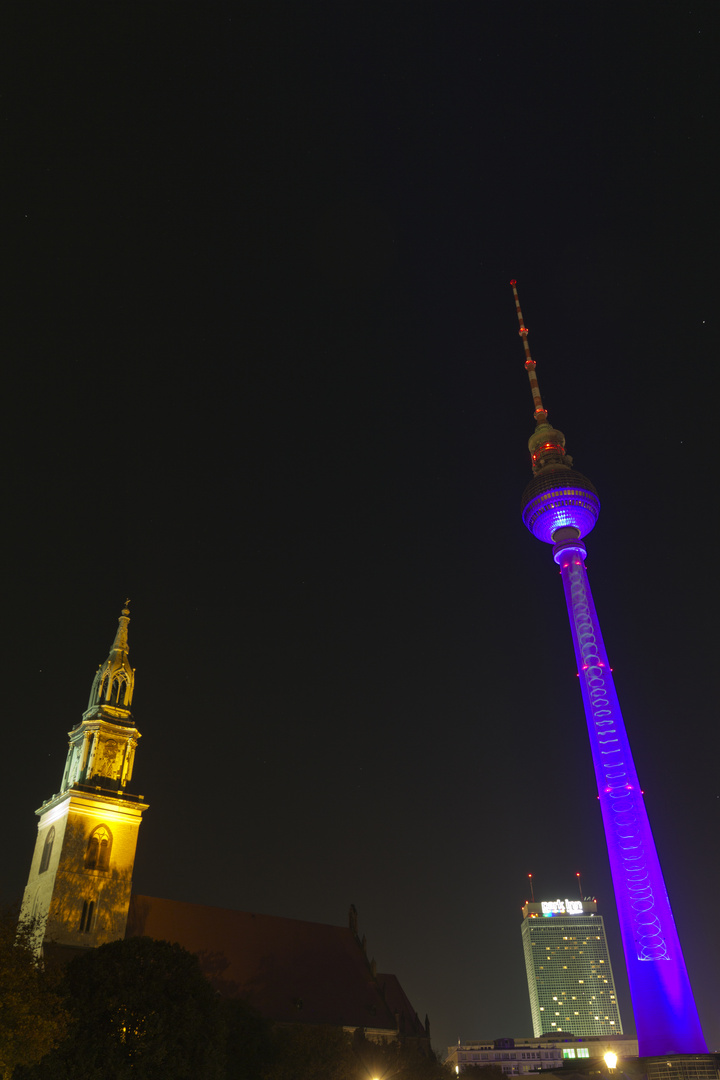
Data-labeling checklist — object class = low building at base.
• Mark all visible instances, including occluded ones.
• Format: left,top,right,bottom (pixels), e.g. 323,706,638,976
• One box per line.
641,1057,720,1080
447,1035,639,1075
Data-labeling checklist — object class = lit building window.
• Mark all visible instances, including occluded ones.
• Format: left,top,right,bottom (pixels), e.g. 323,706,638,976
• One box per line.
39,827,55,874
85,825,112,871
79,899,95,933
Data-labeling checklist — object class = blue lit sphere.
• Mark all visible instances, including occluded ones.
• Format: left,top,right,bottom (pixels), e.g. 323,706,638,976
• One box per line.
521,467,600,544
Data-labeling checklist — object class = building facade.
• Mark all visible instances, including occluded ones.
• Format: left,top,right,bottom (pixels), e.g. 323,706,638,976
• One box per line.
447,1035,639,1075
447,1037,563,1075
521,899,622,1037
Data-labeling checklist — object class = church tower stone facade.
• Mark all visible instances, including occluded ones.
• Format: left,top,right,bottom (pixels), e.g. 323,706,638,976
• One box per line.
21,606,148,951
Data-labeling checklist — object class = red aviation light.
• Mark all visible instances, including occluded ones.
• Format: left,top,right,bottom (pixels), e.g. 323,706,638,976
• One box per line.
510,279,517,285
532,443,565,465
519,326,529,335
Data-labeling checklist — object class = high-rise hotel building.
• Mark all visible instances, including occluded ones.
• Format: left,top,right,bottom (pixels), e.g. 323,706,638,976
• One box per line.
521,899,623,1037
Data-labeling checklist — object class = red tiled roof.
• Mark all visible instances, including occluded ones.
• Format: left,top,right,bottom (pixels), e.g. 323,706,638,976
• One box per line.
127,895,425,1036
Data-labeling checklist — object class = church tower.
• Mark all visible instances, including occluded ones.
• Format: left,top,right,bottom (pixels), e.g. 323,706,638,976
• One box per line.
21,606,148,951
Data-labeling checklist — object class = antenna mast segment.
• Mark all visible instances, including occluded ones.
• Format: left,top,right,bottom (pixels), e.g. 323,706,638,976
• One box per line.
510,279,547,425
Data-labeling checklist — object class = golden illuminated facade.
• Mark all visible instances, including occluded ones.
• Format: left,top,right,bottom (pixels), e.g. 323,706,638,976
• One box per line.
21,606,148,950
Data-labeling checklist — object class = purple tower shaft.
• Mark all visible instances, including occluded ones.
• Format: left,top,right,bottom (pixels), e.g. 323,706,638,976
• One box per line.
555,537,707,1055
512,279,706,1055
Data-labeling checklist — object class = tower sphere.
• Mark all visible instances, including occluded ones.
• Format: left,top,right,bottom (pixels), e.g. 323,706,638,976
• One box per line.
521,466,600,544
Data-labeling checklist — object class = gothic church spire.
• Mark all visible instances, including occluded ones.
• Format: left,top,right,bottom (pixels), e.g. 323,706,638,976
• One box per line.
87,602,135,711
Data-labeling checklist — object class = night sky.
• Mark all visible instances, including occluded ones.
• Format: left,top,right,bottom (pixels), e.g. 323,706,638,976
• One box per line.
3,1,719,1056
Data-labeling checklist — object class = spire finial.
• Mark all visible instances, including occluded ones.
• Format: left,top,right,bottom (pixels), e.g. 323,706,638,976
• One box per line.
510,279,547,425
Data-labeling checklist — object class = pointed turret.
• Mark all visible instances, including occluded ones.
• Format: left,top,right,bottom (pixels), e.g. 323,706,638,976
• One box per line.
60,604,141,794
511,280,600,546
87,603,134,710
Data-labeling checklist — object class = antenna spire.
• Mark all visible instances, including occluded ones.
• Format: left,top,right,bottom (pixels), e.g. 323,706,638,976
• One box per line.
510,279,547,425
511,279,579,479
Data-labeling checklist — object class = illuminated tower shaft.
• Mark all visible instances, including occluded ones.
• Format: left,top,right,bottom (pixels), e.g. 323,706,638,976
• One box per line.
512,281,706,1056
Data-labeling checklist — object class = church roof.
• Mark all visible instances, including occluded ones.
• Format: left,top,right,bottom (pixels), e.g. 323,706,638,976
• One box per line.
126,894,426,1036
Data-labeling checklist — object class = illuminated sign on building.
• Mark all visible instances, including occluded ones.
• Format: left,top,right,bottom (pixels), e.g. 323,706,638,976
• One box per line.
541,899,585,916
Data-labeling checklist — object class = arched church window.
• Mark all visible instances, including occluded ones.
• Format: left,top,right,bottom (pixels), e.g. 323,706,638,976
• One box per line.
79,899,95,933
85,825,112,871
39,827,55,874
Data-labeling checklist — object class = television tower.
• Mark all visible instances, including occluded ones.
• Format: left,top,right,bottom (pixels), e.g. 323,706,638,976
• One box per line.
511,280,706,1056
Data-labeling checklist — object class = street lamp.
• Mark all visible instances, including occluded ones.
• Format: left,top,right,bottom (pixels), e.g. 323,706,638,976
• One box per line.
604,1052,618,1073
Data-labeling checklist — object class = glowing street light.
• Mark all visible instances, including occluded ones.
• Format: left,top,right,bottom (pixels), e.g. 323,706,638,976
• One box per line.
604,1052,618,1072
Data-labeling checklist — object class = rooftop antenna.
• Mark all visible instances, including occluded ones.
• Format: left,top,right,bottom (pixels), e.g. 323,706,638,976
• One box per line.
576,872,583,900
528,873,535,902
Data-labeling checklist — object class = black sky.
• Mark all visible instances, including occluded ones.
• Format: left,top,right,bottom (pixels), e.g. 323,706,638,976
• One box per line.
2,0,719,1056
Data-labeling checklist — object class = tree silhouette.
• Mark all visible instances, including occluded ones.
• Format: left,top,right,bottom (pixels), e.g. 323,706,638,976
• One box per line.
18,936,226,1080
0,908,68,1080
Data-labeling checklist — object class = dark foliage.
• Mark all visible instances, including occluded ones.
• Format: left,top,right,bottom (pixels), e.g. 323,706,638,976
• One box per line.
222,997,275,1080
17,937,226,1080
14,933,451,1079
0,909,68,1080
